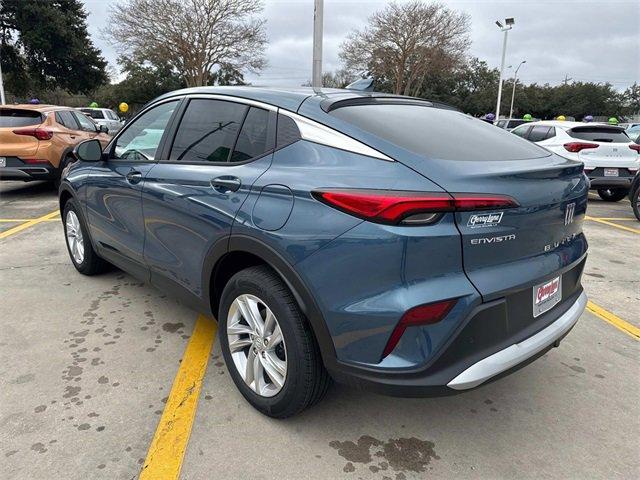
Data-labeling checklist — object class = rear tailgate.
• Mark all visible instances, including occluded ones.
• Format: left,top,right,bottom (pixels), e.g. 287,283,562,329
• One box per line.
570,125,639,169
327,103,589,302
0,108,44,157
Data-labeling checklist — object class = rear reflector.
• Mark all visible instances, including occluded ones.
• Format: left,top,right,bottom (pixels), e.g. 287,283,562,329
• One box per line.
563,142,598,153
22,158,51,165
312,189,519,225
382,299,457,358
12,128,53,141
629,144,640,153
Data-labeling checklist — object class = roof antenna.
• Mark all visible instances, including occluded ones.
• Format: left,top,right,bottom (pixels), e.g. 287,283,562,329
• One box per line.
346,77,374,92
312,0,323,94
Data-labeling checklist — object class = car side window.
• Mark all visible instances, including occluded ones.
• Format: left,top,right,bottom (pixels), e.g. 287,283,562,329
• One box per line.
528,126,552,142
169,99,247,163
72,112,98,132
546,127,556,141
230,107,271,162
55,111,80,130
112,100,179,162
512,126,530,138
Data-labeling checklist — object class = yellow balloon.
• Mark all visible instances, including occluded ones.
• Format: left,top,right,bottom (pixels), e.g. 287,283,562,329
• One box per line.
556,115,566,121
118,102,129,113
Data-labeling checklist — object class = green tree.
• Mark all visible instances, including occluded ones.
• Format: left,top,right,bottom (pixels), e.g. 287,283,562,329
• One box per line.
92,57,185,114
0,0,108,95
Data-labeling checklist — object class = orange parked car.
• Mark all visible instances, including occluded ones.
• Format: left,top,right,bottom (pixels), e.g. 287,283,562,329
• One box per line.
0,104,111,184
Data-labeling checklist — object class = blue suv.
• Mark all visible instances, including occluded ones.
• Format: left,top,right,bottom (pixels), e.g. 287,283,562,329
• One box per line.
60,87,588,417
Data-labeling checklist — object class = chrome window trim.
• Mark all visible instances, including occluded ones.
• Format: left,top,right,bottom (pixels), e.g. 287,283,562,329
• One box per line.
279,110,394,162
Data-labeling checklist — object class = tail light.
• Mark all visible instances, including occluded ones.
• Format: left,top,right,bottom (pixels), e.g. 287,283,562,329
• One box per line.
629,144,640,153
563,142,598,153
12,128,53,141
312,189,519,225
382,299,457,358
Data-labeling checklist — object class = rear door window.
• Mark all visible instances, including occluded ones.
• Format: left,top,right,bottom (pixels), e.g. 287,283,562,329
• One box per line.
170,99,247,163
230,107,272,162
55,111,80,130
0,109,43,127
528,126,553,142
568,127,630,143
330,104,549,161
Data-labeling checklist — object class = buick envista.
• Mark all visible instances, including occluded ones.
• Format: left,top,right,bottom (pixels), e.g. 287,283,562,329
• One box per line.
59,87,588,418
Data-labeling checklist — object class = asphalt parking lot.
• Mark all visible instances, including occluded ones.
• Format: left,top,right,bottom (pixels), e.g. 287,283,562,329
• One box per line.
1,180,638,480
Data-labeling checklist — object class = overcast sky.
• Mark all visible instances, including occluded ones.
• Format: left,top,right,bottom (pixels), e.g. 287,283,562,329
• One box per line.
83,0,639,90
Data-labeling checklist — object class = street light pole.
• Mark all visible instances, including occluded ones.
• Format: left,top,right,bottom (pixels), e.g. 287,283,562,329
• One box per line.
494,18,515,121
312,0,324,94
508,60,526,120
0,48,6,105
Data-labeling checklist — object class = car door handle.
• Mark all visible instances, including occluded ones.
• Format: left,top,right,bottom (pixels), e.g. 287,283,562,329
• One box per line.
211,176,241,193
125,170,143,185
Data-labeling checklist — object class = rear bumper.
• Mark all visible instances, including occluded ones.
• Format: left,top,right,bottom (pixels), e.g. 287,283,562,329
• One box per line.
0,166,56,181
326,262,587,397
447,291,586,390
587,168,635,188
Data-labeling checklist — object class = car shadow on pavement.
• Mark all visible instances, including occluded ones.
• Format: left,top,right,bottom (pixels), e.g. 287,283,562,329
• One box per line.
0,181,58,200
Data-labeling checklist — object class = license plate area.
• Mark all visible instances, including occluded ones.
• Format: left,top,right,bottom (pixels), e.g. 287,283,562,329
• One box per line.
604,168,619,177
533,276,562,318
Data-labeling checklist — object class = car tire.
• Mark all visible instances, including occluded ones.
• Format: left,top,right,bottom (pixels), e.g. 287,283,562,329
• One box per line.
218,265,330,418
632,186,640,221
597,188,629,202
63,199,109,275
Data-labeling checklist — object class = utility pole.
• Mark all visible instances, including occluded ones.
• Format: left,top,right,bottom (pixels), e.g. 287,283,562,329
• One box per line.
494,18,515,121
312,0,324,94
508,60,526,120
563,74,572,85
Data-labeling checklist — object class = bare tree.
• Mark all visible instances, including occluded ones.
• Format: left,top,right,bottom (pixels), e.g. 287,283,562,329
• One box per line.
340,1,470,96
105,0,267,87
302,69,354,89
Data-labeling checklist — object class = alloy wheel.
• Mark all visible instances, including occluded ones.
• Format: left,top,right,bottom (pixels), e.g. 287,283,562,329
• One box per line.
65,211,85,264
227,294,287,397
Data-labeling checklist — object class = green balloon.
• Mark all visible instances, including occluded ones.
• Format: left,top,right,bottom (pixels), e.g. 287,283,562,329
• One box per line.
523,114,532,121
89,102,99,108
608,117,618,125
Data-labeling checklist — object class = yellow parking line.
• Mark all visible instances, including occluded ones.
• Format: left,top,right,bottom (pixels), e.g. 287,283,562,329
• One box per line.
586,301,640,341
0,210,60,239
0,218,60,222
140,314,217,480
585,215,640,234
590,217,637,221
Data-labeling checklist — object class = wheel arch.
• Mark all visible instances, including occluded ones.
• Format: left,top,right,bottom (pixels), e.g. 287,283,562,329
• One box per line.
204,235,337,367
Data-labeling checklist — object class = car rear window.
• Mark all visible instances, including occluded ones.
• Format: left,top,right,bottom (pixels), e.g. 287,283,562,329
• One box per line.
0,109,43,127
80,109,105,119
568,126,630,143
330,104,549,161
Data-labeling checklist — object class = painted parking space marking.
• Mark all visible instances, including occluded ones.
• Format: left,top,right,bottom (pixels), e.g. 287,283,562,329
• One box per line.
589,217,637,221
0,218,60,222
0,210,60,240
140,314,217,480
585,215,640,234
587,301,639,340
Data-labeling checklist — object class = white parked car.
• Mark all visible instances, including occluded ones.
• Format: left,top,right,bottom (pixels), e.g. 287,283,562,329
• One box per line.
78,108,124,135
512,120,640,201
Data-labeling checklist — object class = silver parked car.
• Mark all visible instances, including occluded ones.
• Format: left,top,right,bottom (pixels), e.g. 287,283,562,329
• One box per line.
78,108,123,135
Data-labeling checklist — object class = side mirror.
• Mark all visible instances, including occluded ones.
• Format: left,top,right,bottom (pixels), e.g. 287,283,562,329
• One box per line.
73,139,103,162
99,125,109,134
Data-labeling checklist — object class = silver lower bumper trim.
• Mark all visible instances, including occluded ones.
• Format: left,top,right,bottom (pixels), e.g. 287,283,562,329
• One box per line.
447,291,587,390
